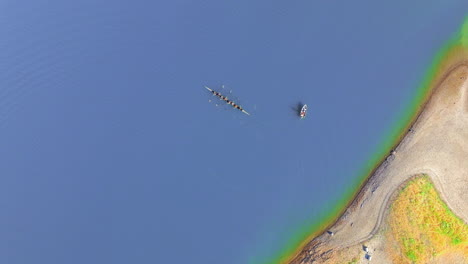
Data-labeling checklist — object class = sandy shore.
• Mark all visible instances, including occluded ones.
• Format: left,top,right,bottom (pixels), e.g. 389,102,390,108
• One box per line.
289,62,468,263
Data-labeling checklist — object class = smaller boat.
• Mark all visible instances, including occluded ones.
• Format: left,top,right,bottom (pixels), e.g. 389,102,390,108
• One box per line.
300,104,308,119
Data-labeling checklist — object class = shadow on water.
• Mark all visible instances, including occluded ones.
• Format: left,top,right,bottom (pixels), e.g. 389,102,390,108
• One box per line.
290,102,303,118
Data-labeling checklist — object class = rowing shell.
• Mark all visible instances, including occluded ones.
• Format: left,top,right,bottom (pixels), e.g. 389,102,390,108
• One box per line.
205,86,250,115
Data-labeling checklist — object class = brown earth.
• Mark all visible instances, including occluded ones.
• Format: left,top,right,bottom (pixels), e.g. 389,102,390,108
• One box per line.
288,63,468,264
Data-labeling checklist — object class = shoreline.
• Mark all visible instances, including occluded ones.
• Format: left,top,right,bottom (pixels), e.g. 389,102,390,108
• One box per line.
269,18,468,264
288,60,468,263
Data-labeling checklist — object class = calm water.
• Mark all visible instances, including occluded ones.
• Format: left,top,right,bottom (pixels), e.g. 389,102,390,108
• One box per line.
0,1,467,263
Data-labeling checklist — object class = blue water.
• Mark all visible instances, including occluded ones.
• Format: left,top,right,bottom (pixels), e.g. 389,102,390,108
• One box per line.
0,1,466,263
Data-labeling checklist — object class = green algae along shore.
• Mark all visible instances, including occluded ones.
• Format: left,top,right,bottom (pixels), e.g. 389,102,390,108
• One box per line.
262,16,468,264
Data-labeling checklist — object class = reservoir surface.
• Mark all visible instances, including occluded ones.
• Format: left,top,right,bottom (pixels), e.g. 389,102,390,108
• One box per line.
0,1,467,263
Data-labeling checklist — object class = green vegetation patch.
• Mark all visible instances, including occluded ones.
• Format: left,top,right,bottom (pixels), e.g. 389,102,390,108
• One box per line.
388,175,468,263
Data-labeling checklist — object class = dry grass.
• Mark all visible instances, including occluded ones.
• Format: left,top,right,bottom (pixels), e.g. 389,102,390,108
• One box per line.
385,175,468,263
